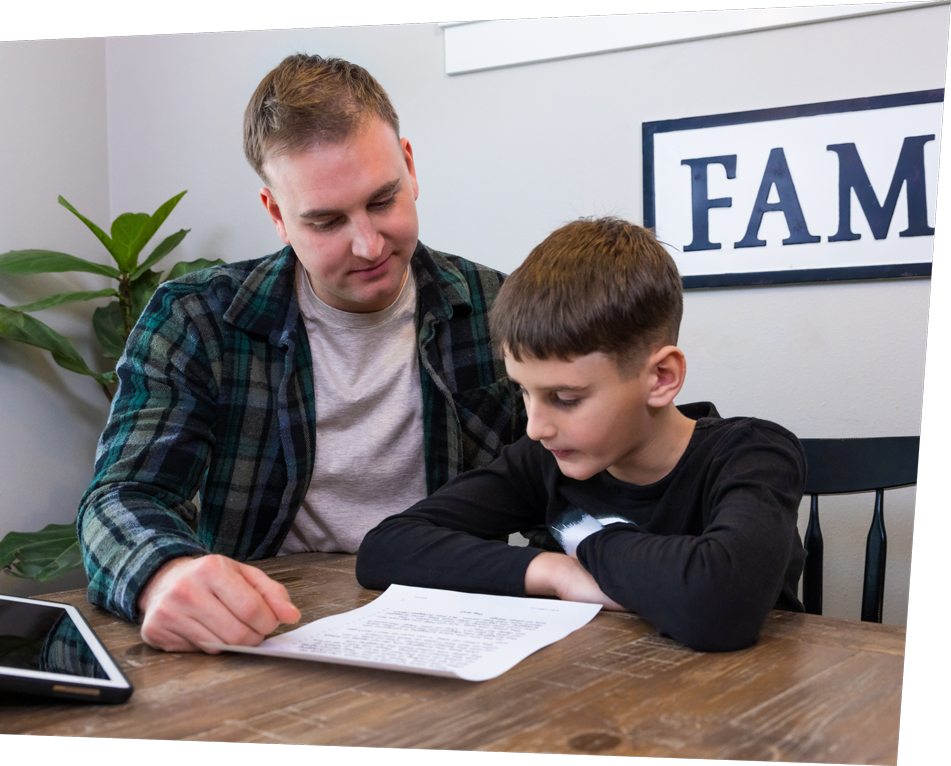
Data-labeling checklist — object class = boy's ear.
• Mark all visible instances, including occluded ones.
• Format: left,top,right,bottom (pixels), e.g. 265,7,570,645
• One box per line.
645,345,687,408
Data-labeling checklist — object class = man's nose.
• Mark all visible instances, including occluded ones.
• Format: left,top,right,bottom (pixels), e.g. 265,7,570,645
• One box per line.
351,215,384,260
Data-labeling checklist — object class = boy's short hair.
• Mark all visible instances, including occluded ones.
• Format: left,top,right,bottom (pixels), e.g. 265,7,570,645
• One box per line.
243,53,400,183
490,217,683,372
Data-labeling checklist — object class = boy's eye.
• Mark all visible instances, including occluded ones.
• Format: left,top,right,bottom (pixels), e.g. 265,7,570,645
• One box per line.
554,396,580,409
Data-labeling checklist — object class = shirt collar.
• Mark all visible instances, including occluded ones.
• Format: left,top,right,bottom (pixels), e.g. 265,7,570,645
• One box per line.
224,246,300,344
224,240,475,344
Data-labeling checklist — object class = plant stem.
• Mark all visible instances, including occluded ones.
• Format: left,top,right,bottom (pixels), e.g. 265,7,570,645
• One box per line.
118,274,133,337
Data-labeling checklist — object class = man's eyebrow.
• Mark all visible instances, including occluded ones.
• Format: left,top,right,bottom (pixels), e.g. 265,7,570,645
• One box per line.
299,179,401,220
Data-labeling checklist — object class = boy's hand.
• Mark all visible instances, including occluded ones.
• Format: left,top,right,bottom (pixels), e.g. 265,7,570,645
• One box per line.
525,552,625,611
137,554,301,653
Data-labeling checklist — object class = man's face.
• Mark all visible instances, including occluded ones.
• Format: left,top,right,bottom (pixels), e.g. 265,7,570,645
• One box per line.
261,117,420,313
504,350,656,483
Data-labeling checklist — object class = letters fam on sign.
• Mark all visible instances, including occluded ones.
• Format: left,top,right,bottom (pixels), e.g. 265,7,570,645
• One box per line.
643,91,942,288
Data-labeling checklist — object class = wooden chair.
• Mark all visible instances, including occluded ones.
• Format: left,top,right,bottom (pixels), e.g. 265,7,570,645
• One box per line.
800,436,919,623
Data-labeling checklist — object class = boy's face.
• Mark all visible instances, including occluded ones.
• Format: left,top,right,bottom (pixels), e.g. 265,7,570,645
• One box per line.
260,117,420,313
505,350,657,483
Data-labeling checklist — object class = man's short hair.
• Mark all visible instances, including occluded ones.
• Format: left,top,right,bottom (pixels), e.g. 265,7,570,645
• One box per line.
243,53,400,183
489,217,683,372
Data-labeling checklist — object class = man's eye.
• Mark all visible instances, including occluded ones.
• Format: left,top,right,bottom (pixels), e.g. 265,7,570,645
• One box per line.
313,218,341,231
370,195,396,210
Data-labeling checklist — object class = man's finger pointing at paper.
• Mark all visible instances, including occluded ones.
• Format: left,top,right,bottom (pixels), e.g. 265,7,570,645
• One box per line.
137,554,301,653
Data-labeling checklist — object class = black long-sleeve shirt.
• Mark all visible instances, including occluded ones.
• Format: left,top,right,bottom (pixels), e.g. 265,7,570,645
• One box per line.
357,402,806,652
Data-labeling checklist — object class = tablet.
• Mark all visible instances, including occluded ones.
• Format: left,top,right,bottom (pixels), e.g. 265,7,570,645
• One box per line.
0,594,133,703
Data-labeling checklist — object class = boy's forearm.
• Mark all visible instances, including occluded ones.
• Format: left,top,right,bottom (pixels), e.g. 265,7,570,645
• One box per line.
523,552,564,598
356,512,541,596
358,446,550,595
576,523,791,651
525,552,623,610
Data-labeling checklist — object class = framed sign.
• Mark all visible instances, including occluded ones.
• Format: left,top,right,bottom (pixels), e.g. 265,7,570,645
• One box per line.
643,90,943,289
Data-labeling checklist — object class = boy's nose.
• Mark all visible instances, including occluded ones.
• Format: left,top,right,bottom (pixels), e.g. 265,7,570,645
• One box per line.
525,405,556,442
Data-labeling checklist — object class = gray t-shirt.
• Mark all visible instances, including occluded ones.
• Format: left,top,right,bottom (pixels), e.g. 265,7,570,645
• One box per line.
278,262,427,554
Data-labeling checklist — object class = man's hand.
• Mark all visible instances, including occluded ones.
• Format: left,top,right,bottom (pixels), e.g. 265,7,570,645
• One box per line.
525,552,625,611
137,555,301,653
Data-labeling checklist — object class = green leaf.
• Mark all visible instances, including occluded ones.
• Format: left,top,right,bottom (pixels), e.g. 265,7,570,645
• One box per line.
93,302,127,360
57,196,125,268
0,522,82,582
10,288,118,313
165,257,226,282
129,269,163,327
118,190,189,274
0,249,121,279
131,228,190,280
0,306,115,387
56,192,188,274
144,190,188,240
110,212,152,271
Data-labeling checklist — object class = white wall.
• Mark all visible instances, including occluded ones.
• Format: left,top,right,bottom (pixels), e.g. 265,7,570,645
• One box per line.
0,38,111,596
0,6,945,621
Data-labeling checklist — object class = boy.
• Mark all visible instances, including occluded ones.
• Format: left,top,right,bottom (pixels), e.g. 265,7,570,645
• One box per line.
357,217,806,652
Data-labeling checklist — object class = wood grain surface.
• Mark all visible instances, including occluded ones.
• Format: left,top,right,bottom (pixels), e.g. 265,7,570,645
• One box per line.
1,552,904,764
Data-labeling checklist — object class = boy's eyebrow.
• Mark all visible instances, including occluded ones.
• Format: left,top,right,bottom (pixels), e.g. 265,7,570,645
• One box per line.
299,179,401,220
506,377,590,393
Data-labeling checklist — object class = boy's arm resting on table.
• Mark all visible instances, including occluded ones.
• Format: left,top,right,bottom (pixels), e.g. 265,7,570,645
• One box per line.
357,441,548,596
576,426,806,652
359,424,805,653
524,552,623,610
77,284,298,648
358,440,620,610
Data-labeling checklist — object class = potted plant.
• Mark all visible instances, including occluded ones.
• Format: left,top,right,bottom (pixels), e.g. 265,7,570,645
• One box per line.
0,191,223,583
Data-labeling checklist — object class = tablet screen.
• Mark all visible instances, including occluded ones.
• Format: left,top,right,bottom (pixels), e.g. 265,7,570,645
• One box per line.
1,598,108,678
0,595,132,703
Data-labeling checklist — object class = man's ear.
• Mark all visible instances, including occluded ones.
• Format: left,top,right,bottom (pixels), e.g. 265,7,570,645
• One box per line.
260,188,291,246
645,345,687,408
401,137,420,201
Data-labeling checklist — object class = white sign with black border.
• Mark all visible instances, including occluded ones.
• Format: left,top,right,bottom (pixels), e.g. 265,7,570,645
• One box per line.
643,90,943,288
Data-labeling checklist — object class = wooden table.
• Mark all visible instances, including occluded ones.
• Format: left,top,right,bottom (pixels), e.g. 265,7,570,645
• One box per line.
1,552,904,764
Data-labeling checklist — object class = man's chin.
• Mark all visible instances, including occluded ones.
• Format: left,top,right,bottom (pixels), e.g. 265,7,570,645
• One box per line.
342,270,409,312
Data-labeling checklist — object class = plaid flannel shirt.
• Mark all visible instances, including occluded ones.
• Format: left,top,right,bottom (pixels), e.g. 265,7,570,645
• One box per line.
78,242,525,622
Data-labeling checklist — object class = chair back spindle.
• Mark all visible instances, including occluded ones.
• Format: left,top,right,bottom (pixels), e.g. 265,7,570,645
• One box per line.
861,489,887,623
802,495,823,616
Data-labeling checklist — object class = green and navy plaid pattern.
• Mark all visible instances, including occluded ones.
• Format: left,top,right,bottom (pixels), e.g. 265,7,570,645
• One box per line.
78,243,525,622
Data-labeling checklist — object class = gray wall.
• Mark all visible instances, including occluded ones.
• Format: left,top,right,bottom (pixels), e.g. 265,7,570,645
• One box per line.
1,7,945,623
0,39,111,595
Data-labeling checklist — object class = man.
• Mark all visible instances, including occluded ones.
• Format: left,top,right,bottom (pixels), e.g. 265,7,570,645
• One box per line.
78,54,524,653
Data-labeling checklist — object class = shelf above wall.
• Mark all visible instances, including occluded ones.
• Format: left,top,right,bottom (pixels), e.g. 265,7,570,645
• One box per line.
441,2,946,75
